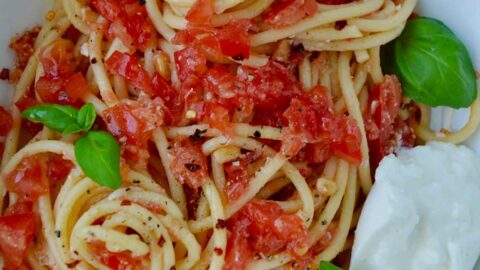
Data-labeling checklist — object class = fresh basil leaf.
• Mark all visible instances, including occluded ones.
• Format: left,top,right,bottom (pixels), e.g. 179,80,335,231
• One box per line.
77,103,96,130
63,123,84,134
382,17,477,108
22,103,79,134
319,261,342,270
75,131,122,189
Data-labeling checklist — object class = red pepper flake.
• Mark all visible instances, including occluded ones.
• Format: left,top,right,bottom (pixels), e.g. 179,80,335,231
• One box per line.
0,68,10,80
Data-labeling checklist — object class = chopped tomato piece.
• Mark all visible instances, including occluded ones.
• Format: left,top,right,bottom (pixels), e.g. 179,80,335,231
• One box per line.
91,0,123,21
5,156,48,201
241,61,302,112
9,27,40,83
186,0,214,25
15,94,38,112
204,102,232,134
366,75,403,167
168,140,208,189
89,240,143,270
282,86,362,164
104,97,165,169
104,103,148,146
91,0,153,50
224,151,260,201
174,47,208,87
105,51,153,94
225,200,310,270
0,212,36,268
264,0,318,28
36,39,84,105
63,72,89,101
4,200,34,216
39,39,75,78
46,154,74,183
218,20,252,59
0,106,13,136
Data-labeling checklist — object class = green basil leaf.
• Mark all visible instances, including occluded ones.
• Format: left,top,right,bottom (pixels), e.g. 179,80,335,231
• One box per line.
319,261,342,270
63,123,85,134
75,131,122,189
77,103,96,130
382,17,477,108
22,103,79,134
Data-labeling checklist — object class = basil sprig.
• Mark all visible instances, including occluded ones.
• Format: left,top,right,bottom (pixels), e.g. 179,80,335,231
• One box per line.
319,261,342,270
382,17,477,108
22,103,96,134
22,103,122,189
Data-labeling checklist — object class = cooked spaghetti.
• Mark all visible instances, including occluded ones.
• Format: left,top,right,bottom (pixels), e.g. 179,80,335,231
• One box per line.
0,0,478,269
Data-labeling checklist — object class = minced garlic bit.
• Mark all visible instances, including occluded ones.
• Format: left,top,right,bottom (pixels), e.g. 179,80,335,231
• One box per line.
154,52,170,80
45,10,56,21
185,110,197,120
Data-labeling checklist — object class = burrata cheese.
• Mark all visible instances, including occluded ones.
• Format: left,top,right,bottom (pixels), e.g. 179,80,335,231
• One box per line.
350,142,480,270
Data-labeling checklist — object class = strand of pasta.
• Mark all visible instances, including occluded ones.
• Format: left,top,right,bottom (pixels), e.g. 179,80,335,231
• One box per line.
416,93,480,144
88,19,119,107
338,51,372,194
250,0,384,46
202,179,227,270
146,0,177,42
315,164,357,261
152,128,189,216
299,24,404,51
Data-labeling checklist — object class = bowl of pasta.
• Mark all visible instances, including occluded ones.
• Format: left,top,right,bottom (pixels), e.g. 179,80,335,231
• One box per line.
0,0,479,270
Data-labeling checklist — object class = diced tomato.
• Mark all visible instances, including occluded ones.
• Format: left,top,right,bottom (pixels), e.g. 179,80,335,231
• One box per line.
89,240,143,270
151,73,184,124
4,200,33,216
218,20,252,59
91,0,153,50
0,106,13,136
39,39,75,78
264,0,318,28
46,154,74,183
174,20,251,61
91,0,123,21
35,77,67,104
282,86,362,164
106,19,135,48
9,27,40,83
5,156,48,201
151,74,176,106
104,97,164,169
0,212,36,268
225,200,310,270
122,11,155,50
174,47,208,88
36,39,85,105
105,51,153,94
366,75,403,167
186,0,214,25
15,94,38,112
204,102,231,134
104,103,148,146
224,151,260,201
202,66,238,99
168,140,208,189
241,61,302,112
63,72,89,101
